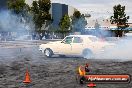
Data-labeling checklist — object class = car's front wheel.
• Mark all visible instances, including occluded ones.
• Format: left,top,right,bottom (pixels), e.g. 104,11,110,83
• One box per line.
44,48,53,58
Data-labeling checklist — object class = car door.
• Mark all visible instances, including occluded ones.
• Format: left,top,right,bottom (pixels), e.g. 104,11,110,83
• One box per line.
88,37,101,53
71,37,84,55
59,37,73,55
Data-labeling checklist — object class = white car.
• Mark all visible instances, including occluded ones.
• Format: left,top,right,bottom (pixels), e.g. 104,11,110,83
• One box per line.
39,35,114,58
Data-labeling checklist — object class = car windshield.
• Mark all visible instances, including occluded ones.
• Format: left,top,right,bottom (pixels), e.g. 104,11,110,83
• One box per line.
62,37,73,44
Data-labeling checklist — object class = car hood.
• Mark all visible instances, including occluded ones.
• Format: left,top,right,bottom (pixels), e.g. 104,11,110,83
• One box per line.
103,41,115,45
48,41,62,44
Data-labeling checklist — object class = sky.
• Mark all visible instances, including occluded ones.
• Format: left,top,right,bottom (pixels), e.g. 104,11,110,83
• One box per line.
26,0,132,22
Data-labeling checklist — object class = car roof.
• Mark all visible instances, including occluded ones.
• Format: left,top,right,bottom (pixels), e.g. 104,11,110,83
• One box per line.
68,35,96,37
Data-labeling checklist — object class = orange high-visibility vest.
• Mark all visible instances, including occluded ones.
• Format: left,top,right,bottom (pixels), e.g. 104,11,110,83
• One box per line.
78,66,86,76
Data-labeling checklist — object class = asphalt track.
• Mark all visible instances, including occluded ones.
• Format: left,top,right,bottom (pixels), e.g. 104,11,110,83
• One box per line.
0,40,132,88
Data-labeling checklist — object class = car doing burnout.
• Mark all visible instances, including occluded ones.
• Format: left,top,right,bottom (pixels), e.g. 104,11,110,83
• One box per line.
39,35,115,58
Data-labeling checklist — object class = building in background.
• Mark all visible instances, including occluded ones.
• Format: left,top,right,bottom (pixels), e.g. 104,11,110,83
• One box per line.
26,1,78,29
85,19,132,37
50,3,77,28
85,19,132,30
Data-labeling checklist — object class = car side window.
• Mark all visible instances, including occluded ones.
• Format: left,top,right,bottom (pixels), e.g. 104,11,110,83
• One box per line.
63,37,73,44
73,37,83,43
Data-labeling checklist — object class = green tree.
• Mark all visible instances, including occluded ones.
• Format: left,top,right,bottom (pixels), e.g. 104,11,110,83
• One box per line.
7,0,28,14
71,11,87,32
73,11,81,19
59,14,71,38
31,0,52,39
110,4,129,37
7,0,33,33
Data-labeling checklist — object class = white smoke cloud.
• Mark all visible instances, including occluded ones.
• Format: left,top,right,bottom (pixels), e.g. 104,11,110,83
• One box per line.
0,10,34,39
93,37,132,61
0,11,24,31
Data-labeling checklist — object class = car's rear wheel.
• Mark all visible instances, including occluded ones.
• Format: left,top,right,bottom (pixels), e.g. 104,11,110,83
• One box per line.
44,48,53,58
82,49,93,59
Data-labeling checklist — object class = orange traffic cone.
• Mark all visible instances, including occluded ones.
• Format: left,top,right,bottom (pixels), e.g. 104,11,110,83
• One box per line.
23,68,31,83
